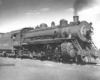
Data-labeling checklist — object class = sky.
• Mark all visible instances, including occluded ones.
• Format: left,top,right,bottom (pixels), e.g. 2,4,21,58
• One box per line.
0,0,100,48
0,0,74,30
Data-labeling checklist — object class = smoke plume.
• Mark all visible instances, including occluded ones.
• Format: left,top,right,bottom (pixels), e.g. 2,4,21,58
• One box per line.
73,0,95,16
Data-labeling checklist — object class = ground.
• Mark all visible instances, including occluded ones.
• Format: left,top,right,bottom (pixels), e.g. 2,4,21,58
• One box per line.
0,57,100,80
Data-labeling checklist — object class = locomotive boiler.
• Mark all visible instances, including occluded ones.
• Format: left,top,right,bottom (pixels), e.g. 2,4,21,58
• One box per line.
24,16,93,42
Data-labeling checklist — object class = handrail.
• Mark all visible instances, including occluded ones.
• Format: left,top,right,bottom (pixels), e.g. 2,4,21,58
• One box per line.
90,40,98,51
71,39,83,55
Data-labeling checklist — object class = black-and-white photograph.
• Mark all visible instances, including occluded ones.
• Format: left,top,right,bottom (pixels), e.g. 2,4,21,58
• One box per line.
0,0,100,80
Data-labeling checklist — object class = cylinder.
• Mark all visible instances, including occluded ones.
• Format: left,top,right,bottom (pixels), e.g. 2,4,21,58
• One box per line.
73,16,79,23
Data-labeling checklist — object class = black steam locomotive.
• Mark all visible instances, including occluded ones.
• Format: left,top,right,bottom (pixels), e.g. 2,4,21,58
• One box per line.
0,16,99,63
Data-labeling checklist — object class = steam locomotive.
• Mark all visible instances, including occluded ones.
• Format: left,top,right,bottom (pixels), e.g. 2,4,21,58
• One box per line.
0,16,99,63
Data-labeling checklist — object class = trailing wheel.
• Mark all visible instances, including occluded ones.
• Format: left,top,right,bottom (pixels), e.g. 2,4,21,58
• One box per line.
4,52,7,57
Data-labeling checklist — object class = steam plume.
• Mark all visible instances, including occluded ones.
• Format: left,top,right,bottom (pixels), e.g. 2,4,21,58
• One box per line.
73,0,95,16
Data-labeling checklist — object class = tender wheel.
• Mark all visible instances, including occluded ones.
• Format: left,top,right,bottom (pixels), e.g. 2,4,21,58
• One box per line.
4,53,7,57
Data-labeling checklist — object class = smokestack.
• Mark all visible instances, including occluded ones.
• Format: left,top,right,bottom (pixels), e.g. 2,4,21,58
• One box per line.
73,16,79,23
73,0,95,16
